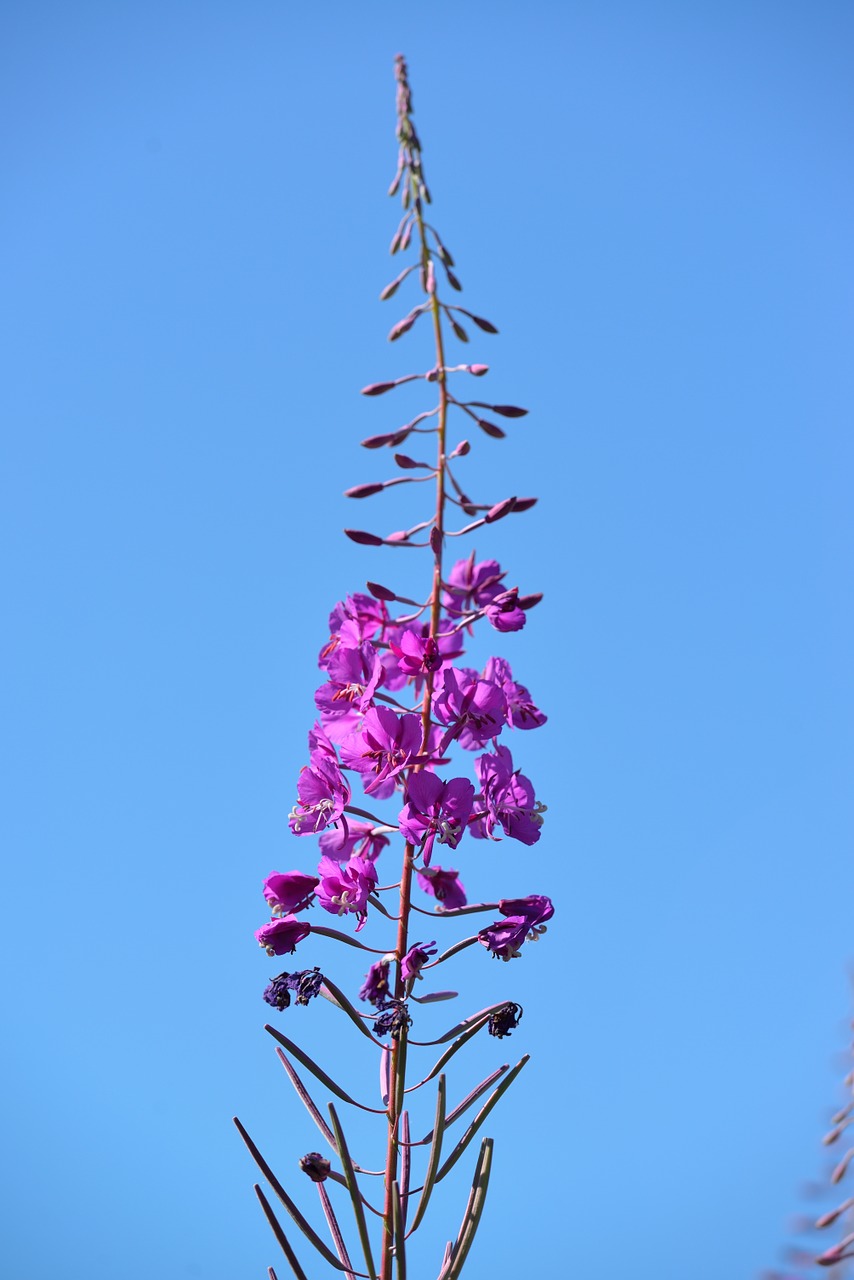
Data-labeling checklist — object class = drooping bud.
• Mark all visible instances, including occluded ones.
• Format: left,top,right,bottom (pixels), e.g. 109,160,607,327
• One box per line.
449,317,469,343
476,418,506,439
445,267,462,291
470,313,499,334
510,496,538,513
468,364,489,376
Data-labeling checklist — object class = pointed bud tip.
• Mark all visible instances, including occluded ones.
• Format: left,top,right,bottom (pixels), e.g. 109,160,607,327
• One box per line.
345,529,384,546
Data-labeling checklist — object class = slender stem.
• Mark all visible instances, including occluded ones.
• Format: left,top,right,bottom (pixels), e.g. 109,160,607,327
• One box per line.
379,178,450,1280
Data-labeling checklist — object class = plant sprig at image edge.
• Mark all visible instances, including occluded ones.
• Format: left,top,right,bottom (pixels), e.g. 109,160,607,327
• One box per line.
234,55,552,1280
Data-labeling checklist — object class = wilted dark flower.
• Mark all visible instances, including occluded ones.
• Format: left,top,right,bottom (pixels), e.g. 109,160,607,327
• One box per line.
488,1001,523,1038
299,1152,331,1182
262,966,323,1010
293,967,323,1006
262,973,292,1011
374,999,412,1039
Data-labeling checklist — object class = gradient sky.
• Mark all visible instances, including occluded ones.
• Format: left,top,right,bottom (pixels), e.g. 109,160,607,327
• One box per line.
3,4,853,1279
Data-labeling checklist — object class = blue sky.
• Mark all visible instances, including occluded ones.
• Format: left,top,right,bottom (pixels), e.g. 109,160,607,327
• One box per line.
3,4,853,1278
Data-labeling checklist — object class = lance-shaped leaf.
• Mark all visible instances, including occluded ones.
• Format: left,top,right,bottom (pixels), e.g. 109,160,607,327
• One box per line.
419,1066,508,1145
399,1111,411,1233
435,1055,529,1183
318,1182,357,1280
275,1047,337,1152
392,1180,407,1280
236,1124,365,1275
407,1074,446,1236
404,1019,495,1094
438,1139,494,1280
379,1045,392,1108
265,1025,386,1115
319,977,384,1047
310,926,393,955
409,1002,506,1050
328,1103,378,1280
253,1185,309,1280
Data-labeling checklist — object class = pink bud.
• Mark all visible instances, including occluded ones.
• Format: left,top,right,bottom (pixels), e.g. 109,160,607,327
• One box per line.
345,529,384,546
345,483,385,499
389,312,418,342
468,364,489,377
394,454,421,469
449,440,471,458
426,260,436,294
510,496,538,512
361,432,400,449
361,381,398,396
485,497,517,524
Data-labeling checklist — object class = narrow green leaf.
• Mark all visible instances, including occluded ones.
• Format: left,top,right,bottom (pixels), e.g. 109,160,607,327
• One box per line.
328,1103,378,1280
398,1111,411,1232
439,1139,494,1280
275,1048,337,1151
320,976,384,1047
253,1184,309,1280
419,1066,508,1145
392,1181,407,1280
318,1182,357,1280
407,1075,446,1236
236,1119,368,1275
408,1004,504,1050
435,1056,529,1183
312,926,391,954
265,1025,386,1114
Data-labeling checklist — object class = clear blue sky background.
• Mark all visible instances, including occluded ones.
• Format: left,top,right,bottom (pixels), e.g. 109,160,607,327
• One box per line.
3,4,852,1278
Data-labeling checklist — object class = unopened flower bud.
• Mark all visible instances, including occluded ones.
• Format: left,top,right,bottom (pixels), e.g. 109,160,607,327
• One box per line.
366,581,396,601
468,364,489,376
485,497,517,524
430,526,443,555
470,314,499,334
299,1152,331,1183
491,404,528,418
345,483,385,499
361,381,397,397
345,529,384,546
477,418,505,439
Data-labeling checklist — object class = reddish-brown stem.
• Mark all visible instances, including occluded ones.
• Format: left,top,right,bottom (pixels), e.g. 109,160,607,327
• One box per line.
379,177,450,1280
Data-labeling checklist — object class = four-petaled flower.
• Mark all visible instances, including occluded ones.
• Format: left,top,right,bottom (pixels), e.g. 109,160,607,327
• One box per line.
316,853,378,930
416,865,468,910
288,754,350,835
341,705,424,796
399,772,475,864
471,744,546,846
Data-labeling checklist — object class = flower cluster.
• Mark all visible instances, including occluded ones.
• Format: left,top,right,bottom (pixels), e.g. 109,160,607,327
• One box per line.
253,571,550,964
239,53,557,1280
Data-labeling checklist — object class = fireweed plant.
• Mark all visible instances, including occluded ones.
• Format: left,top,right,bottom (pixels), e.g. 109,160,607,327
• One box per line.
234,56,552,1280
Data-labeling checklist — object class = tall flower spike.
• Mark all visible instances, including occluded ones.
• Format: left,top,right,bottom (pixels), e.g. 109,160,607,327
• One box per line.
237,55,552,1280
